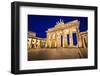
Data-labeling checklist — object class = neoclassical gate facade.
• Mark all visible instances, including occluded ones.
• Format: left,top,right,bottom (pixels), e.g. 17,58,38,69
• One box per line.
46,19,87,48
28,19,88,49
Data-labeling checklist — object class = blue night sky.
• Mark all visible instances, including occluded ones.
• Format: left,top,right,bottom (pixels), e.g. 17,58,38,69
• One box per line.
28,15,88,38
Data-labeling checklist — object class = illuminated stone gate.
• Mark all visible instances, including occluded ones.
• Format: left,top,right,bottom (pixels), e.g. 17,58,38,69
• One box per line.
28,19,88,49
46,19,87,48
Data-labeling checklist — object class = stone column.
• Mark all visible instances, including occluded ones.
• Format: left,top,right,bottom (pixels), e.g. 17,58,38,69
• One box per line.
82,36,87,48
65,34,68,47
48,33,51,48
55,34,57,47
56,32,58,48
59,34,61,47
76,29,82,48
63,33,68,47
49,40,51,48
56,36,58,48
85,36,88,46
45,39,47,48
76,31,79,47
78,33,82,47
49,34,52,48
69,30,73,47
52,33,56,48
63,34,65,47
57,33,61,48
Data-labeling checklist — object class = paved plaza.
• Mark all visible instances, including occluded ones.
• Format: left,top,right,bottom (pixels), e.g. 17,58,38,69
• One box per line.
28,48,87,61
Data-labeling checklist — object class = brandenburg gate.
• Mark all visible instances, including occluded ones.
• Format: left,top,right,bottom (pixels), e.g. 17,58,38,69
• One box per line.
28,19,87,49
46,19,84,48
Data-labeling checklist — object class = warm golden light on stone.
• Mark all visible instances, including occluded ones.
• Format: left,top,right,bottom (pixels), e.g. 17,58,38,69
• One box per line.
28,19,87,49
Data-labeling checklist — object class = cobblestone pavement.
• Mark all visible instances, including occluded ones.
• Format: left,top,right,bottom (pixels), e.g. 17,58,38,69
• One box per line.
28,48,87,61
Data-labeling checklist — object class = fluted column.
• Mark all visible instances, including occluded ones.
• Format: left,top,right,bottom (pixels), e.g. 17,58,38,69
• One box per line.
56,32,59,48
82,36,87,48
63,34,65,47
63,33,68,47
78,33,82,47
55,33,57,47
45,39,47,48
76,29,81,47
76,31,79,47
48,33,51,48
59,34,61,47
49,40,51,48
69,31,73,47
57,33,61,48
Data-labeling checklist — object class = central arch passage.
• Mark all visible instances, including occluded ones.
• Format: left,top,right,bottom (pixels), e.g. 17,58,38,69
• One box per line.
72,33,77,46
67,34,70,45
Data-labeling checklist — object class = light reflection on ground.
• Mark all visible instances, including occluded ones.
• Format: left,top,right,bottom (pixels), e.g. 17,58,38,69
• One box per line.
28,48,87,61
